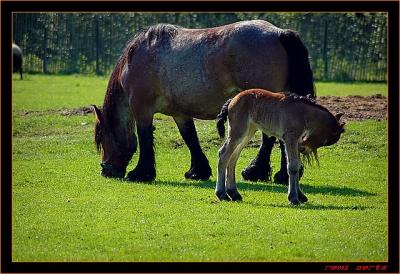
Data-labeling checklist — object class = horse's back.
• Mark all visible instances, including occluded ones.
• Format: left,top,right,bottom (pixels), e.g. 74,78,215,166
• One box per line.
165,20,288,91
124,20,290,119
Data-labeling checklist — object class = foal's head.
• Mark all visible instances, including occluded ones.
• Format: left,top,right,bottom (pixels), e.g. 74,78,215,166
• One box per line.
299,112,345,156
92,105,137,178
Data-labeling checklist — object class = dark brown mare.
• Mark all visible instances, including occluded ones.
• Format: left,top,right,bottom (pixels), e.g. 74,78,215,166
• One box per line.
92,20,315,182
216,89,345,205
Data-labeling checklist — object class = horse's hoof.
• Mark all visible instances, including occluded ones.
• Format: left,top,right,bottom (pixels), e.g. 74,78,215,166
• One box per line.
184,166,212,180
227,189,243,202
126,169,155,182
241,164,271,182
216,190,231,201
274,166,304,185
298,192,308,203
289,198,301,206
273,170,289,185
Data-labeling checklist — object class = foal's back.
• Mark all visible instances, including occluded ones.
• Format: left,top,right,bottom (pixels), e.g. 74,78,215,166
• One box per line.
228,89,306,139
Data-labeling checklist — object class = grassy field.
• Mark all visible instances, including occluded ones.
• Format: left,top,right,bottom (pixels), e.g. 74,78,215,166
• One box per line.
11,75,388,262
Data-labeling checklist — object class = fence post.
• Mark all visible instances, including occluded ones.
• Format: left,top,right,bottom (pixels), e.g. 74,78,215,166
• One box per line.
323,19,328,81
95,15,100,75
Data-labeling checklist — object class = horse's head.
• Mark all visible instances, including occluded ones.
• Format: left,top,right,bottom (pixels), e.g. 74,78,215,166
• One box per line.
300,112,345,155
91,105,137,178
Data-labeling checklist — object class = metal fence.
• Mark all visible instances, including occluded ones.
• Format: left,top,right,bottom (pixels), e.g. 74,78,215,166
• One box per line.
13,12,387,82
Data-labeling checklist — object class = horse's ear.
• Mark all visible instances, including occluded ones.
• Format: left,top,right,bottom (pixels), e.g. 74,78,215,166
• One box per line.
91,105,103,124
335,112,344,121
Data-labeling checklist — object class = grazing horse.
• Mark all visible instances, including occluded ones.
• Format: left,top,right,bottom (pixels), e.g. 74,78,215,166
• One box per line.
13,43,23,80
216,89,345,205
92,20,315,182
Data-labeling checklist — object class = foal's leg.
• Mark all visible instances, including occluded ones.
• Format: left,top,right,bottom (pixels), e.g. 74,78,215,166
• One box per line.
226,130,255,201
242,133,275,182
216,138,238,201
173,116,212,180
127,116,156,182
283,138,302,205
296,181,308,203
217,117,252,201
274,141,304,185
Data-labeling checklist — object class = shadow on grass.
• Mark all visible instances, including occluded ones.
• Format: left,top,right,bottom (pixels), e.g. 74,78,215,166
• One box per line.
244,201,373,211
123,178,375,197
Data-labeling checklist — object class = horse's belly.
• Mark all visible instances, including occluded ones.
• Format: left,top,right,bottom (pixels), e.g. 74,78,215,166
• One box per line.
156,87,231,120
158,52,235,119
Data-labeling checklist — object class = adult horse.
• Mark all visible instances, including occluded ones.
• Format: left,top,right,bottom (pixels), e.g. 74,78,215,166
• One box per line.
13,43,23,80
92,20,315,183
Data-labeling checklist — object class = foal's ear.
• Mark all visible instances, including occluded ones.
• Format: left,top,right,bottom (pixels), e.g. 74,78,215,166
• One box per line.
335,112,345,121
91,105,103,124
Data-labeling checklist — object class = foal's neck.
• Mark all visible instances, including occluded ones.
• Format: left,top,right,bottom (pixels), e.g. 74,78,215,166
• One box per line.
301,102,332,130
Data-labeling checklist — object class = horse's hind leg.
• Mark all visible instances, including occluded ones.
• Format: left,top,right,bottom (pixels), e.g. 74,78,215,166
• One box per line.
173,116,212,180
127,116,156,182
242,133,275,182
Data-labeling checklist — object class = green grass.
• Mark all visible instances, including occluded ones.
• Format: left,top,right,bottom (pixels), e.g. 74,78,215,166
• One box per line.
316,81,387,97
12,74,388,262
12,75,387,112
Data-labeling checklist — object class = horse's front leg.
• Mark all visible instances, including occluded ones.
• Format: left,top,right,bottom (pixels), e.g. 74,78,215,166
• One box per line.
173,116,212,180
126,117,156,182
242,133,274,182
274,140,304,185
283,138,304,205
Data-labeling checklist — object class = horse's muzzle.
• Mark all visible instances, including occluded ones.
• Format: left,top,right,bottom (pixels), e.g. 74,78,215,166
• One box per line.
100,162,125,178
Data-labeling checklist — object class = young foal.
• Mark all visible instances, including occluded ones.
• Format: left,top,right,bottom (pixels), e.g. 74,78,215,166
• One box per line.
216,89,345,205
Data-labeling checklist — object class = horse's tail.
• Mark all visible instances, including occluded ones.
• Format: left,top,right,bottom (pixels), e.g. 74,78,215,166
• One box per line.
279,29,315,97
216,99,232,139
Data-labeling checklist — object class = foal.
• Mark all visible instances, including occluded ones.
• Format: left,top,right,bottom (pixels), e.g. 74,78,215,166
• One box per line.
216,89,345,205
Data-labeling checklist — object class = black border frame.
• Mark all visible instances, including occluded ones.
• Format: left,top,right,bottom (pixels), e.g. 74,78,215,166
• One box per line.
1,1,399,273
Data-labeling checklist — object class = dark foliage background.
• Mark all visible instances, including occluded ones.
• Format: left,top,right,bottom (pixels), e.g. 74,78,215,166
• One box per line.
13,12,387,82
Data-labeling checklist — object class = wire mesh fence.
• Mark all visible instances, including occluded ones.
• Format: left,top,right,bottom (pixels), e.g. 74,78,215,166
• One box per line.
13,12,387,82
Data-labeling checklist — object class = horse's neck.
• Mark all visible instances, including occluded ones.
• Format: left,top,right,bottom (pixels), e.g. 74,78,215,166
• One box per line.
104,89,133,131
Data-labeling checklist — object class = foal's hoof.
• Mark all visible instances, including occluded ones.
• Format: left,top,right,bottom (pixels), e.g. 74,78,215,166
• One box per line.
126,169,155,182
241,164,271,182
227,189,243,202
216,191,231,201
184,165,212,181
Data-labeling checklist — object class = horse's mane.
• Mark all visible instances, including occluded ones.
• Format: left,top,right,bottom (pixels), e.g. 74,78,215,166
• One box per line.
125,23,180,55
95,24,180,151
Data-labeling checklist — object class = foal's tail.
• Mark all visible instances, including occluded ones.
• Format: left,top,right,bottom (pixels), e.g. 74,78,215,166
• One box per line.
216,99,232,139
279,29,316,97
